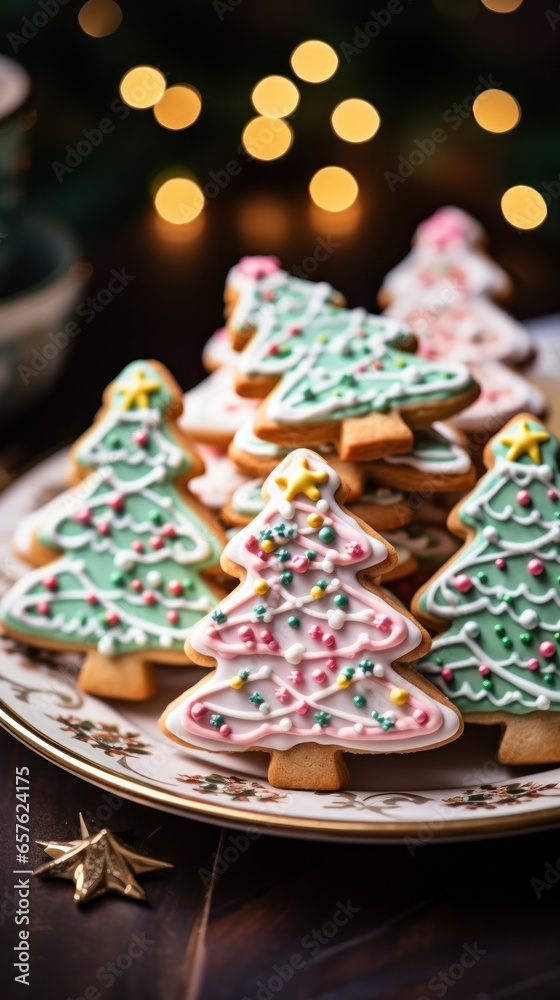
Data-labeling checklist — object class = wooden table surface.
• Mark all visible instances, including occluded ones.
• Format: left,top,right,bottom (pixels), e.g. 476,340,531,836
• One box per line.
1,724,559,1000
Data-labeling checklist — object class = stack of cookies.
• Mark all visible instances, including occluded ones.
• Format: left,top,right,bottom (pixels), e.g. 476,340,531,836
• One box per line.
3,209,558,791
379,206,546,438
179,251,481,602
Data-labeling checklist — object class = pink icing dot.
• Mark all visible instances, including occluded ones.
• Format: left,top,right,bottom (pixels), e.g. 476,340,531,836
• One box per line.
168,579,183,595
539,641,556,658
260,629,273,643
150,536,164,550
36,600,50,615
131,579,142,591
239,626,255,642
413,709,427,724
321,633,335,647
478,664,491,676
345,542,365,558
257,550,269,561
161,523,176,538
288,670,303,685
86,593,99,605
454,574,472,593
166,610,179,625
132,429,149,446
295,700,309,714
275,687,290,702
108,494,124,510
237,255,280,279
292,555,310,574
527,658,540,671
325,658,337,671
516,490,531,507
97,521,110,535
495,558,506,570
74,507,91,523
142,590,156,605
308,624,322,640
372,614,392,631
219,724,231,736
132,541,144,553
441,667,454,682
191,702,206,720
547,489,558,500
268,640,280,651
42,575,58,591
528,559,544,576
245,535,259,553
312,668,327,683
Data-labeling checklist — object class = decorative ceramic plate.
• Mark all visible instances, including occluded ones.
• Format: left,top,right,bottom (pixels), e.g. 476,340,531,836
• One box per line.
2,452,560,842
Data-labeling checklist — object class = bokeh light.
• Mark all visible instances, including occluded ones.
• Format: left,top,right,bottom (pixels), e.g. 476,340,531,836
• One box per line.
290,40,339,84
119,65,166,109
78,0,122,37
331,99,381,143
154,177,205,225
480,0,523,11
154,85,202,130
473,89,520,133
501,185,547,230
251,76,300,118
309,167,359,212
241,116,293,160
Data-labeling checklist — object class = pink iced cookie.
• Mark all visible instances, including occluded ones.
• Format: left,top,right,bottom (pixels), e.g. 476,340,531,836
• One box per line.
450,362,547,436
161,449,462,789
180,367,261,447
188,444,252,511
386,297,533,367
201,328,240,372
379,208,511,307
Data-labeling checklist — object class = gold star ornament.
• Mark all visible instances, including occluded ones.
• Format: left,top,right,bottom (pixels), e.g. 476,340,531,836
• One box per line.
500,419,550,464
33,814,173,904
275,454,329,501
117,368,161,410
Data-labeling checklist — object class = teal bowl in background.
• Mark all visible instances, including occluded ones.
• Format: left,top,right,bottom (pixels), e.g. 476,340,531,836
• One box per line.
0,214,90,419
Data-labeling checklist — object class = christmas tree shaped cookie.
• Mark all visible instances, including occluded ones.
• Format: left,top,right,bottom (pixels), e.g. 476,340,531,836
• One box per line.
226,260,479,462
413,415,560,764
378,206,512,308
0,361,227,700
161,449,462,790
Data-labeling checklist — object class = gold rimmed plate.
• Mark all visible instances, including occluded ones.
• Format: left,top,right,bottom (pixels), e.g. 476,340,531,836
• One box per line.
1,452,560,842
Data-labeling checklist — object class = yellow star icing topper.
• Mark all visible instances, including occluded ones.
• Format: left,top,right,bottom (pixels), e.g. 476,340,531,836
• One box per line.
33,814,172,905
275,455,329,501
117,368,161,410
500,420,550,464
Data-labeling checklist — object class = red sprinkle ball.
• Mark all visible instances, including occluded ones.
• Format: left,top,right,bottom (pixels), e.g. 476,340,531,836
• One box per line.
454,574,472,593
528,559,544,576
133,429,150,447
516,490,531,507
